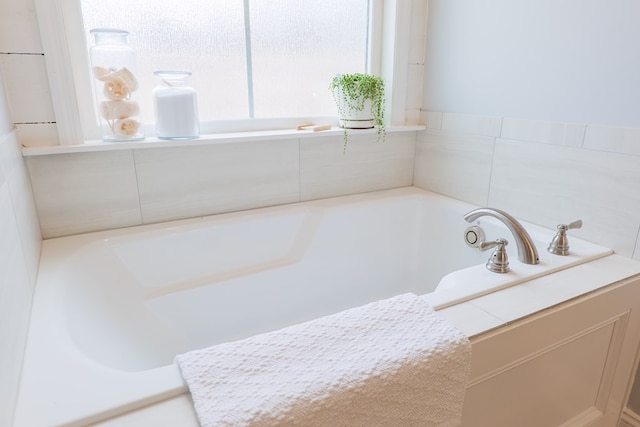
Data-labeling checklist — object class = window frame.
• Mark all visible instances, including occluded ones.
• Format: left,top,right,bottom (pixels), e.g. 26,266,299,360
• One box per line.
34,0,412,146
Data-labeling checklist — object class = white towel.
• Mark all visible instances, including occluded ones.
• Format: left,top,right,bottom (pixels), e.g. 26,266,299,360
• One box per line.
175,293,471,427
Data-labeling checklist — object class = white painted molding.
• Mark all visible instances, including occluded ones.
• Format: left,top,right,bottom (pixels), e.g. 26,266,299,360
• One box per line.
381,0,411,127
33,0,85,145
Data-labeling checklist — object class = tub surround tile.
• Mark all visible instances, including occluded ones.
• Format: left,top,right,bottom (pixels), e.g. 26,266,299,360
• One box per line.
501,117,586,147
0,69,12,134
136,139,300,224
414,130,494,207
423,110,443,129
0,0,43,53
27,150,142,238
441,112,502,137
427,299,504,338
488,139,640,258
0,54,54,124
584,124,640,156
0,184,33,427
0,132,40,282
299,132,415,201
16,123,59,147
468,255,640,325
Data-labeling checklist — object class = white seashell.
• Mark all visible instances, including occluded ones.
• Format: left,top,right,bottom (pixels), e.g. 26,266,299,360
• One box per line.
100,100,139,120
113,118,140,138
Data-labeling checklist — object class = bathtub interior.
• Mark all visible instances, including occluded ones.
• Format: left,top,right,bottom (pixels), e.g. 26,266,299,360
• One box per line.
52,188,611,373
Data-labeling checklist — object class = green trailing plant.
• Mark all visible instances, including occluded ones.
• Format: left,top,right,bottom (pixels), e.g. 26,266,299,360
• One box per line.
330,73,386,151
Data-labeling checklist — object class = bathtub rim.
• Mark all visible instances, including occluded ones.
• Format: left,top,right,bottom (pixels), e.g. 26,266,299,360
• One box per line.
14,186,636,427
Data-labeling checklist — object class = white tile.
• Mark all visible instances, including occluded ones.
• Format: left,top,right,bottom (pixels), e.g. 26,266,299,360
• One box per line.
414,129,494,207
584,124,640,156
0,131,21,179
489,139,640,257
135,138,300,224
473,256,640,324
16,123,59,147
423,110,443,129
431,301,504,338
1,132,40,282
468,280,553,324
0,0,43,53
0,140,6,189
299,131,415,201
0,54,55,123
441,112,502,137
0,68,12,133
27,150,142,238
0,184,33,427
501,117,586,147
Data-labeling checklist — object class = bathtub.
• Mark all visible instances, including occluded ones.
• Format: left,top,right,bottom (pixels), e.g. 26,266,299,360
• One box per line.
15,187,614,426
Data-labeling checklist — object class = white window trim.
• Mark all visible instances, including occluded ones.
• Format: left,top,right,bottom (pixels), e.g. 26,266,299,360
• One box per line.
34,0,412,146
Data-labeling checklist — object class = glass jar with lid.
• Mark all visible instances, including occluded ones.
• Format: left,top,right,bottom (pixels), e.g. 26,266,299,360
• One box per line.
89,28,144,142
153,71,200,140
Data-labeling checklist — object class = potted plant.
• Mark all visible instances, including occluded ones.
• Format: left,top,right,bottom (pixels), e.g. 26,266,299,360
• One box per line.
330,73,386,150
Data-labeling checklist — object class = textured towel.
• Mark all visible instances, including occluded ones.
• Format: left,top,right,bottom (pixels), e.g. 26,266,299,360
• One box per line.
175,293,471,427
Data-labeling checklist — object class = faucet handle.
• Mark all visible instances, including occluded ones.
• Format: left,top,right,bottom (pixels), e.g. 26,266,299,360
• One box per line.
559,220,583,231
480,238,510,273
548,219,583,256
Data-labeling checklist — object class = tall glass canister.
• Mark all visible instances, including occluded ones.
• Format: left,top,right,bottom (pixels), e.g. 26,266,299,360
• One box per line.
153,71,200,140
89,28,144,142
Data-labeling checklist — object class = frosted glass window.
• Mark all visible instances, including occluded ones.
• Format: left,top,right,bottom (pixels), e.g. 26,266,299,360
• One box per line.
80,0,369,124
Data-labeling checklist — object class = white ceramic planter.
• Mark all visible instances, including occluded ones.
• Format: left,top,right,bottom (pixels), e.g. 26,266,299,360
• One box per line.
333,86,376,129
338,98,375,129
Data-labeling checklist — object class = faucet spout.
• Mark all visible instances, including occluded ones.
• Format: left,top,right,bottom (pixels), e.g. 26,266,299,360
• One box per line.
464,208,539,265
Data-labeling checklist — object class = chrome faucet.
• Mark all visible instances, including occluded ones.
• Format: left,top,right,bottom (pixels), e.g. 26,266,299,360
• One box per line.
464,208,540,265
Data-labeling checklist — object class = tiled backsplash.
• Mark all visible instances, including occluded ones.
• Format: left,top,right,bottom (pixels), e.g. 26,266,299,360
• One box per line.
415,111,640,261
26,130,417,238
0,130,41,427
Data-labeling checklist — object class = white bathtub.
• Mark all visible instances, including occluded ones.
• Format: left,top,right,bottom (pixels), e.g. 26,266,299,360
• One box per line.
15,187,613,426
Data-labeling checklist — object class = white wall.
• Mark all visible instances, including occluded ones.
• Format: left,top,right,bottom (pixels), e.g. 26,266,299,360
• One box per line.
0,1,43,425
423,0,640,128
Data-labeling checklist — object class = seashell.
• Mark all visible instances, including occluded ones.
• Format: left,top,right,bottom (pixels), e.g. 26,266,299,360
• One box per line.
100,100,139,120
113,118,140,138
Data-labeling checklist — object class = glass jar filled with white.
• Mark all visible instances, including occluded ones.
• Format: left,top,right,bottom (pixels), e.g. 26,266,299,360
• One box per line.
90,28,145,142
153,71,200,140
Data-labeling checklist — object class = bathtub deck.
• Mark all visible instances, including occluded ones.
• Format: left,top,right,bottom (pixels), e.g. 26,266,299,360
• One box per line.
13,187,640,427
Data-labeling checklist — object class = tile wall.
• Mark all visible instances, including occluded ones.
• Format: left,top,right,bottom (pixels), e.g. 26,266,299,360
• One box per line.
26,130,417,238
415,111,640,261
0,80,42,427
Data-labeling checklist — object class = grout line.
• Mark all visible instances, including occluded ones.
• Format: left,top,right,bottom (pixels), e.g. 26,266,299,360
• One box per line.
0,52,44,56
130,149,144,226
485,137,498,206
631,224,640,261
14,122,56,125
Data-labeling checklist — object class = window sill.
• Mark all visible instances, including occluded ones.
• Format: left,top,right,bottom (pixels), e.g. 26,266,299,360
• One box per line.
21,125,425,156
